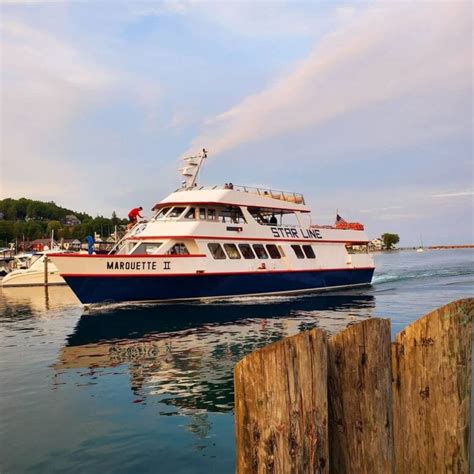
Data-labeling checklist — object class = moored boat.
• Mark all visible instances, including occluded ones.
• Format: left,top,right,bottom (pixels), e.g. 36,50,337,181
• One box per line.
49,151,375,304
1,250,67,287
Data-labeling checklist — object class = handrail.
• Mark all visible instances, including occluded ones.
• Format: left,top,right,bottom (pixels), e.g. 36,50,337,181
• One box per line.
175,184,305,205
108,220,148,254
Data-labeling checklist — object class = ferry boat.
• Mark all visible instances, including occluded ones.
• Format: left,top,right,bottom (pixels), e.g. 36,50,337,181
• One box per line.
48,150,375,304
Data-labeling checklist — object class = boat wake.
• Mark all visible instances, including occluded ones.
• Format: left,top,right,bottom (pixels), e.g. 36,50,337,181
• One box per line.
373,267,474,285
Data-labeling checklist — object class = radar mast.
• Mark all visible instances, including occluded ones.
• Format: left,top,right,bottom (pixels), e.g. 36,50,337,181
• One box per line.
179,148,207,189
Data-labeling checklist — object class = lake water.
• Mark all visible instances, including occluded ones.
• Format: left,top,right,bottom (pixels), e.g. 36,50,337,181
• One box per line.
1,249,472,473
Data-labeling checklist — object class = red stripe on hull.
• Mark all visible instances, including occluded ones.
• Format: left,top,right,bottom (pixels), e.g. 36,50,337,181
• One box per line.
48,253,206,258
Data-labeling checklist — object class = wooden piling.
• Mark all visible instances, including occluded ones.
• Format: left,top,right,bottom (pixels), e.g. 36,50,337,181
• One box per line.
44,255,48,286
234,328,328,473
391,298,473,473
234,299,472,473
328,318,393,474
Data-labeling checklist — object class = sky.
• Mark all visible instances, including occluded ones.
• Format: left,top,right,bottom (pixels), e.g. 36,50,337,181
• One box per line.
0,0,472,246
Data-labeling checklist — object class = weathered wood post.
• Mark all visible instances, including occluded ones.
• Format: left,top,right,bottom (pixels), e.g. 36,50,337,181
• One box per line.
234,328,328,473
328,318,394,473
391,298,473,473
44,255,49,287
235,300,472,473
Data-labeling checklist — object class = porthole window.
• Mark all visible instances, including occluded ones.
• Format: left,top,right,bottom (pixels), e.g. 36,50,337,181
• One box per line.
208,243,226,259
238,244,255,259
302,245,315,259
291,245,305,259
224,243,241,259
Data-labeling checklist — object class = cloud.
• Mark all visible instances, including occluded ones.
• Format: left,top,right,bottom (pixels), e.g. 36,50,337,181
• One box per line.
0,15,164,208
360,206,403,214
131,0,337,38
0,17,115,197
432,190,474,198
185,2,471,157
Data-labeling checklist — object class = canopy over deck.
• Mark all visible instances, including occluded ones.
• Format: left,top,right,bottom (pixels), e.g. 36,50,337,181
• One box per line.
153,187,311,213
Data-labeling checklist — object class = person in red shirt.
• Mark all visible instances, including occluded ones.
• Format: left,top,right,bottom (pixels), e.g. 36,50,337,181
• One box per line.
127,206,143,229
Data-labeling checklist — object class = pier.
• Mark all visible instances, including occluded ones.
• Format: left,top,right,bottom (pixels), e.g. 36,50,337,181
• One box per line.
234,298,472,473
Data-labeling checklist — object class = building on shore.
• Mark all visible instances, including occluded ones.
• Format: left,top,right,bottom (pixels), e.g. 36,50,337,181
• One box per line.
369,238,384,251
63,215,82,226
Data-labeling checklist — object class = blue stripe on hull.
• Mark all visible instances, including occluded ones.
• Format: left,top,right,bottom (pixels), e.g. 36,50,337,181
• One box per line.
64,269,375,304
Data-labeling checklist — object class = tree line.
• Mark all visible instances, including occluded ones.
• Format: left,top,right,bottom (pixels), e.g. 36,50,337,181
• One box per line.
0,198,127,246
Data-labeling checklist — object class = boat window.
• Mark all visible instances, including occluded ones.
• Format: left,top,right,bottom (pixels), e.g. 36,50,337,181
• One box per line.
155,207,172,220
208,243,226,259
199,208,207,220
208,209,217,221
29,254,42,266
219,206,246,224
253,244,269,259
302,245,316,259
291,244,305,259
248,207,270,225
133,242,163,255
266,244,281,259
168,207,186,219
167,243,190,255
116,241,136,254
238,244,255,259
224,243,241,259
184,208,196,219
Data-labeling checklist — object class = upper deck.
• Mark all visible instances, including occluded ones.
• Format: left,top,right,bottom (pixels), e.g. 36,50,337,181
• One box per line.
153,185,310,213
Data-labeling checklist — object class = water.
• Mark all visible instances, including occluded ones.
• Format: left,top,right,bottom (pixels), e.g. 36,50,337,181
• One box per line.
0,249,472,473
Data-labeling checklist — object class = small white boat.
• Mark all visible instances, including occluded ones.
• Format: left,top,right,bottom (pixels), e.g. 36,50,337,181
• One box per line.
1,251,67,287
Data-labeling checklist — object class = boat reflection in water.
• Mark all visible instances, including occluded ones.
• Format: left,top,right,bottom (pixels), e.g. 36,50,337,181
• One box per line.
53,291,375,416
1,285,80,318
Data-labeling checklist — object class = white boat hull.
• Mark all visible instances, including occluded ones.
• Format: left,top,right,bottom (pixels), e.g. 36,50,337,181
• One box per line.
1,263,66,287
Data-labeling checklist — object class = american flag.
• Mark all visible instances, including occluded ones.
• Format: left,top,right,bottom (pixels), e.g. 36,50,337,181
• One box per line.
336,214,347,224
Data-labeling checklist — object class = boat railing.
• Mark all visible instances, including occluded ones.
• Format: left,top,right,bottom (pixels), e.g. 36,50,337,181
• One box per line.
108,220,148,254
175,184,305,205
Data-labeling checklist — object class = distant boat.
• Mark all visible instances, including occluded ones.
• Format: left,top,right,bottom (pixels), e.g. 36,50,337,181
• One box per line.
416,235,424,253
1,250,68,287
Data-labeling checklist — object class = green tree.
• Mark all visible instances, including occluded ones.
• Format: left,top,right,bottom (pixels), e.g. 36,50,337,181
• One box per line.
59,226,72,239
381,233,400,250
47,220,61,236
0,221,14,246
25,221,43,240
5,202,17,220
26,203,37,220
111,211,120,226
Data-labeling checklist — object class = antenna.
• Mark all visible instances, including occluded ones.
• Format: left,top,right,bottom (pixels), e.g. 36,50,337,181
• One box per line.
179,148,207,189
